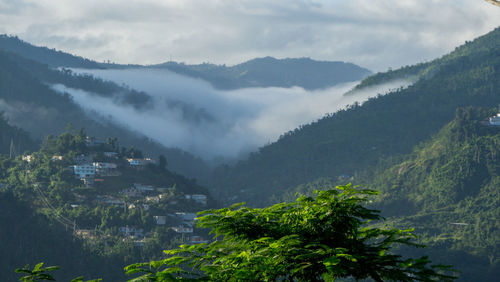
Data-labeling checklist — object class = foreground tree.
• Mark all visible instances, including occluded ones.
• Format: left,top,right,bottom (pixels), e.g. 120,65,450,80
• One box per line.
126,185,455,281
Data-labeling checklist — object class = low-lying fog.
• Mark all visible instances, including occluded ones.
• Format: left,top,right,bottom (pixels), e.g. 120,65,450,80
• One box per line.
52,68,410,160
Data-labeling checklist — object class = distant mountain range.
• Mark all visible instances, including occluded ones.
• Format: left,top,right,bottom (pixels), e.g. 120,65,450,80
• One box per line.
0,35,371,90
151,57,371,90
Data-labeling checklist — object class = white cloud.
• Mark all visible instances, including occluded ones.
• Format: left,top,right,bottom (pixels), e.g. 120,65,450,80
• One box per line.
1,0,499,70
52,68,410,159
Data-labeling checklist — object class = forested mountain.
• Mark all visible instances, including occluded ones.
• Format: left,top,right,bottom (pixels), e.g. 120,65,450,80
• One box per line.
0,35,102,68
0,49,210,179
209,27,500,206
369,108,500,281
278,109,499,281
153,56,371,90
0,34,371,90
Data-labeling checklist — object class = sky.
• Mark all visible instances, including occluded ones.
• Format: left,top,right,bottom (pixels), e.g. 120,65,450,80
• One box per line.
1,0,500,71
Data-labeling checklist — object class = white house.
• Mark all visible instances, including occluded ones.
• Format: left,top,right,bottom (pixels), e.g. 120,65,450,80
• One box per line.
93,162,118,176
489,113,500,125
73,164,96,178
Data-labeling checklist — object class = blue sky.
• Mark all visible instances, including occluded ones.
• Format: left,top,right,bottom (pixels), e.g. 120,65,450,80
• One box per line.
1,0,500,71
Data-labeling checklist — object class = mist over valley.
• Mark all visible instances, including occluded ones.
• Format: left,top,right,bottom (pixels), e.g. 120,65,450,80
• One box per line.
53,68,411,160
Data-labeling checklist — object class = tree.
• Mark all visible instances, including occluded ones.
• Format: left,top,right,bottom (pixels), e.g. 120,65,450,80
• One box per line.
125,185,456,281
158,155,167,170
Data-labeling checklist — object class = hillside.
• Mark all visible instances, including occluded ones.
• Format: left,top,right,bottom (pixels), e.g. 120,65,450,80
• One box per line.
0,35,101,68
0,131,214,280
353,27,500,91
274,108,499,281
0,49,210,179
153,56,371,90
371,108,500,281
208,27,500,206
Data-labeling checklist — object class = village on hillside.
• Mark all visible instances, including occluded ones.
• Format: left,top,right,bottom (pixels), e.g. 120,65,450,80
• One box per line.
21,135,210,248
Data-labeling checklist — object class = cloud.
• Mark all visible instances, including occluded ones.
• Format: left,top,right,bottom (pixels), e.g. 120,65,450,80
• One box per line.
1,0,499,70
52,68,410,159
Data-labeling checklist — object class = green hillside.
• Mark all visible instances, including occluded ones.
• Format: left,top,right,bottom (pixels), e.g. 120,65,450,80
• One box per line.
0,130,214,280
371,108,499,281
275,108,499,281
209,27,500,206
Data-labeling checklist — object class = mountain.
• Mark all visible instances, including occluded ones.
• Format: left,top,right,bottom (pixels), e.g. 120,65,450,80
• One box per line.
0,35,102,68
0,35,371,90
279,109,500,281
370,108,499,281
153,56,372,90
0,49,210,179
209,27,500,206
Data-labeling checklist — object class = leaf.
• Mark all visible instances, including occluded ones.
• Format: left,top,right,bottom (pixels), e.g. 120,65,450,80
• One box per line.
323,256,341,266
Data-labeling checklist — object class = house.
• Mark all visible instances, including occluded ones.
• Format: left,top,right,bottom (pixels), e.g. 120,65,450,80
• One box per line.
51,155,63,161
122,187,142,198
73,164,96,178
133,183,155,192
145,196,160,203
127,158,155,166
85,136,106,147
489,113,500,125
104,152,118,158
96,195,124,207
22,155,34,163
153,215,167,225
174,212,197,223
74,154,93,164
93,162,119,176
171,225,193,233
74,229,97,240
185,194,208,206
118,226,144,238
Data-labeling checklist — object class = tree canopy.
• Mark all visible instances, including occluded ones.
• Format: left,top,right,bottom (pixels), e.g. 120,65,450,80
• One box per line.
126,184,455,281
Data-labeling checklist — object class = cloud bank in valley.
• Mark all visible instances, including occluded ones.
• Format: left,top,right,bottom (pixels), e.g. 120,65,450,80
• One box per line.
52,69,410,159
